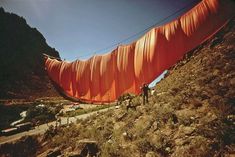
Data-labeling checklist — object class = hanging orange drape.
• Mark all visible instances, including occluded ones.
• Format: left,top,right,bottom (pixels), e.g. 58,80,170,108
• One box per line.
45,0,234,103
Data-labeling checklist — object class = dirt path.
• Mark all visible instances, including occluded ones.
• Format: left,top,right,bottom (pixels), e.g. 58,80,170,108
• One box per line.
0,107,114,145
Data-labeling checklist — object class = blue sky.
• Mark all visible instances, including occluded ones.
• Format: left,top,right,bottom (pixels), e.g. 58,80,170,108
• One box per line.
0,0,200,85
1,0,200,61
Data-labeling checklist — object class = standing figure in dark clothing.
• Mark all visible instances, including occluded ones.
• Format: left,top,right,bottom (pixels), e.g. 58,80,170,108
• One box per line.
141,83,150,105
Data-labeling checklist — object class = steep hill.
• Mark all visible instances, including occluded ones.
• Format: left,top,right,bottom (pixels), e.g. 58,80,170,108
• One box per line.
34,18,235,157
0,8,60,99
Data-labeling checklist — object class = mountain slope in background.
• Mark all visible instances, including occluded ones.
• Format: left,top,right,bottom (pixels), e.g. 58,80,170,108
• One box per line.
33,18,235,157
0,8,60,99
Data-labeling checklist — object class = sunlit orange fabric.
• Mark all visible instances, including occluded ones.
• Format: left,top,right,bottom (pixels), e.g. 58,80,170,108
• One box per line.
45,0,234,103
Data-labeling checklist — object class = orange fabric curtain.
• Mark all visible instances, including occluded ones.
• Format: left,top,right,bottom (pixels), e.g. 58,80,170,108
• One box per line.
45,0,234,103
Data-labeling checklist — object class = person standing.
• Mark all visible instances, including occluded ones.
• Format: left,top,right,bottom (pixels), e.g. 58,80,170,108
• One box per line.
141,83,150,105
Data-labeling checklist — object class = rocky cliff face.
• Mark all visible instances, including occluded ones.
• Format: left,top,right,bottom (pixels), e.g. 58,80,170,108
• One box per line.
0,8,60,99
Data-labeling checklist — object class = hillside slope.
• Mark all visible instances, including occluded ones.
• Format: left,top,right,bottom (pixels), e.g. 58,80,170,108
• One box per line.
0,8,60,99
35,18,235,157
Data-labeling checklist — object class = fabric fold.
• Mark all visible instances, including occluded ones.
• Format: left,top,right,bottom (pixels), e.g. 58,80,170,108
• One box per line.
44,0,234,103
